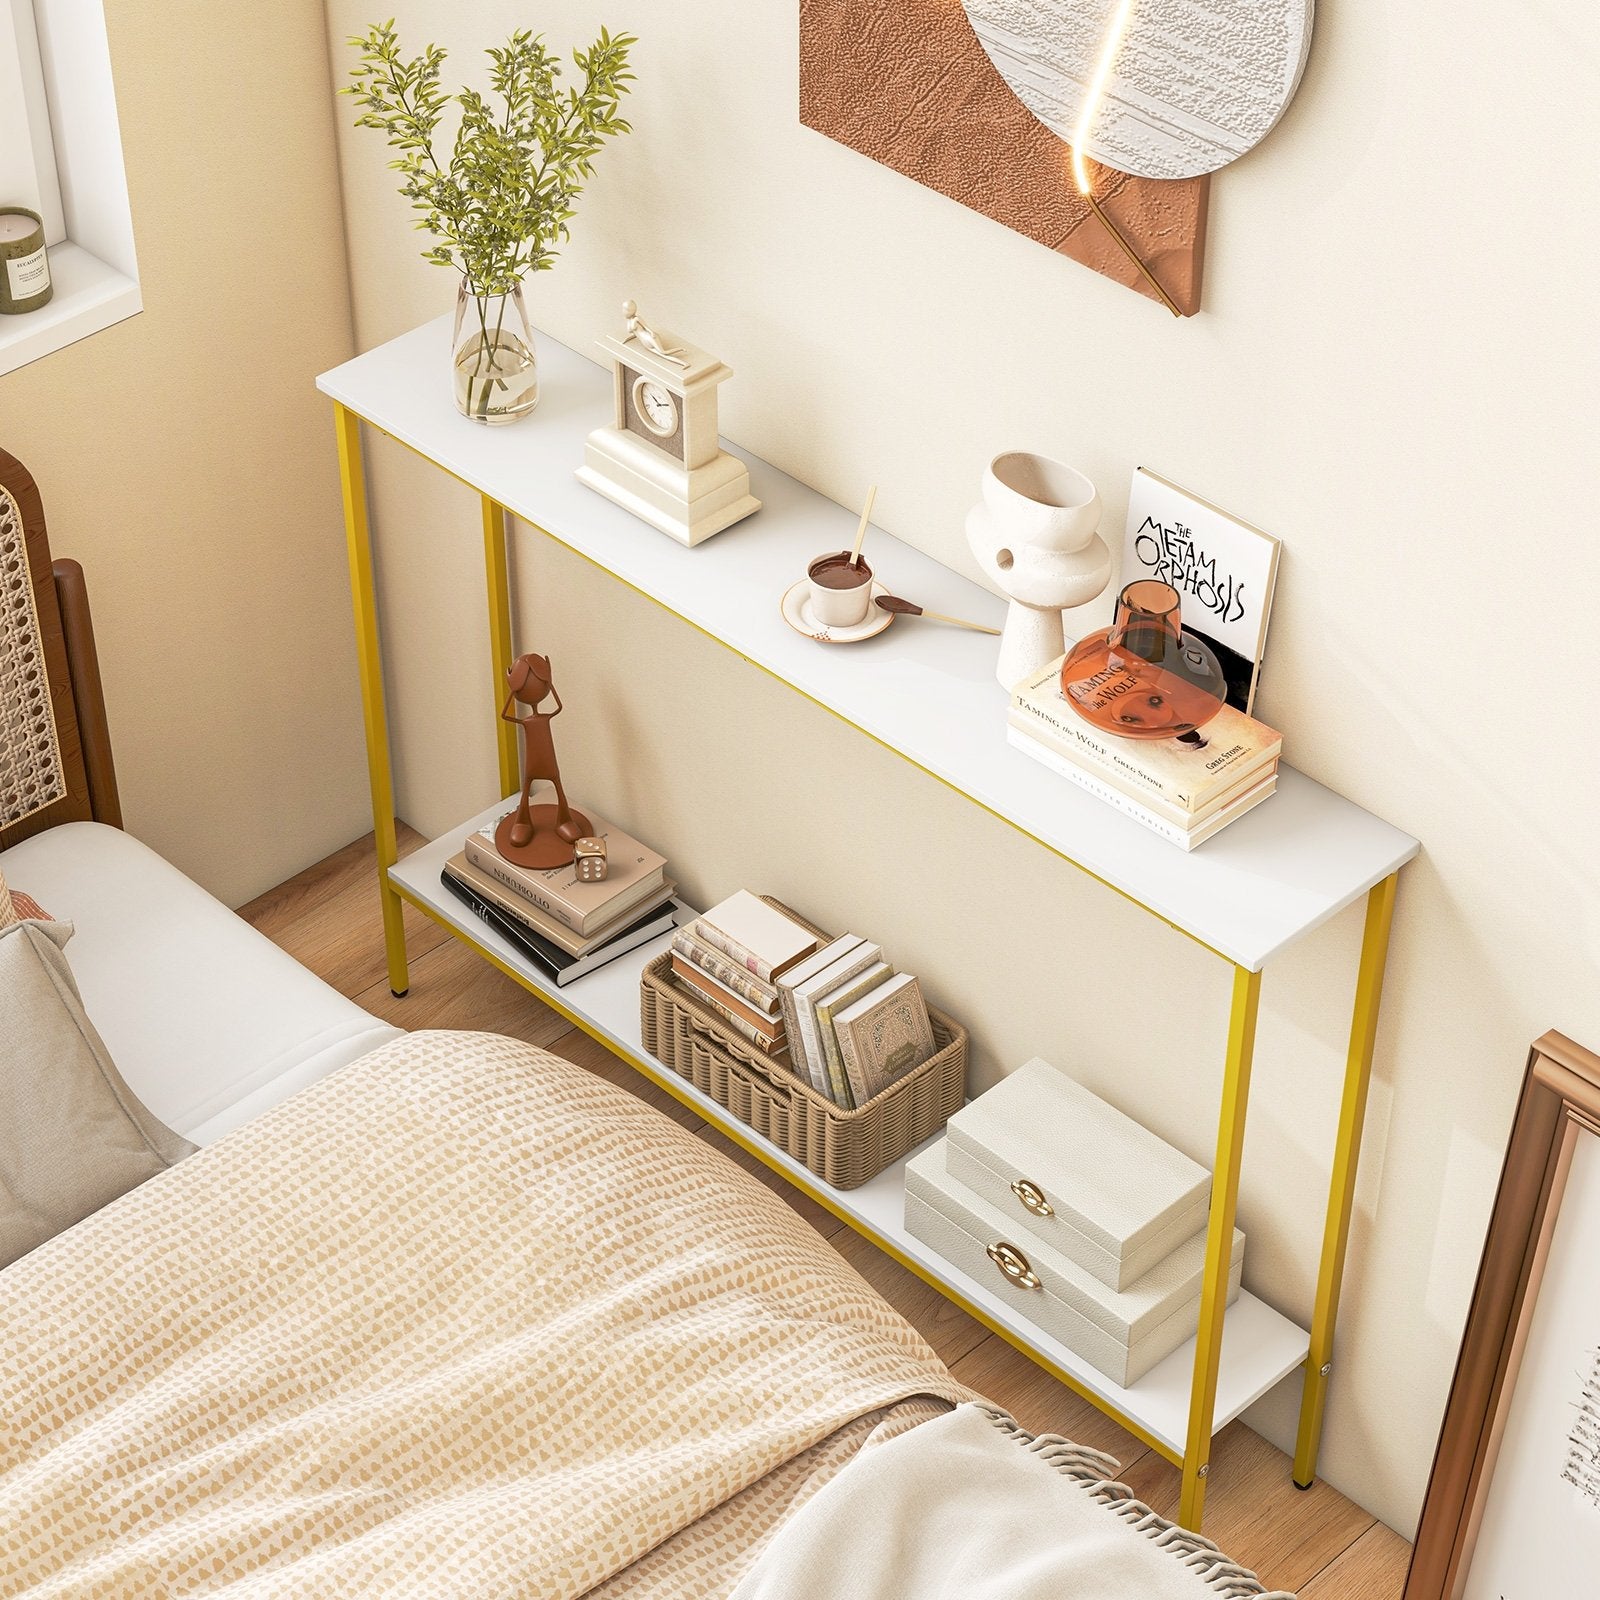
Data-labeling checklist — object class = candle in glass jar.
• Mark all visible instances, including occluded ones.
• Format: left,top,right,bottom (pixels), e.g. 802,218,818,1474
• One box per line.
0,207,52,314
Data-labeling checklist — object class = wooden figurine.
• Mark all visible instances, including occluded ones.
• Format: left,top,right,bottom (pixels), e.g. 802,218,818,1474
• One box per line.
494,652,592,870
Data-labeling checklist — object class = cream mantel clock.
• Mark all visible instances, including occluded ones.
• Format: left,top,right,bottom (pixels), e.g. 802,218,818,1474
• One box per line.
576,301,760,546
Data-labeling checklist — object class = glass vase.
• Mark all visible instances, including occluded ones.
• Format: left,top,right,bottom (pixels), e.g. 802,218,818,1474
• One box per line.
1060,579,1227,742
452,282,539,424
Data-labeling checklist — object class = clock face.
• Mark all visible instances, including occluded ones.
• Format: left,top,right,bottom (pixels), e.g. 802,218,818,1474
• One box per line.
632,376,679,437
621,366,687,459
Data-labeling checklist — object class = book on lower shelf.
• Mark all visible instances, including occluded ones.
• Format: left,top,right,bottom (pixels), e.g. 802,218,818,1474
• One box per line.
441,864,684,986
465,793,669,936
446,852,677,956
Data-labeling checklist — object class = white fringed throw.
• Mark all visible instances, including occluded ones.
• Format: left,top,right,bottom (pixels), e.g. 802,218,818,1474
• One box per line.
730,1402,1298,1600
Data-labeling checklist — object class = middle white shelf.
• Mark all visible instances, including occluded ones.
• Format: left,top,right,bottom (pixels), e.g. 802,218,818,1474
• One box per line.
390,798,1311,1459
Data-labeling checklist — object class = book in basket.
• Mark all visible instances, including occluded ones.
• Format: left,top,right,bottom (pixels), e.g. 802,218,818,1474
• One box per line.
676,977,787,1053
669,954,787,1050
669,927,783,1016
777,937,883,1102
834,974,936,1107
466,796,667,936
1010,656,1281,814
813,960,893,1110
694,890,818,983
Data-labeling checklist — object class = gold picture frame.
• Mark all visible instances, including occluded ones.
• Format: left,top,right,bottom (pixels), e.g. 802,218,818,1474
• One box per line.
1406,1030,1600,1597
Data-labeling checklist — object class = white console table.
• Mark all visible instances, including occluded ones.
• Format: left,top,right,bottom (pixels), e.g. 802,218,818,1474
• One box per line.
319,318,1418,1529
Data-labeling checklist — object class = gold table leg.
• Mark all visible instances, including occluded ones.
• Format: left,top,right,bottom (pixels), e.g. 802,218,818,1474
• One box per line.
482,496,518,798
1293,872,1400,1487
1180,963,1261,1529
333,403,409,997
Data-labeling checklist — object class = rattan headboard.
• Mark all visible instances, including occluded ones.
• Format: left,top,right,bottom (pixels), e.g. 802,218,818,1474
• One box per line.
0,447,119,849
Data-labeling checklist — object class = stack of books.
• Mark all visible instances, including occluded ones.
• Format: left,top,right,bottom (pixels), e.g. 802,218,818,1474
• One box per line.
669,891,815,1056
671,891,938,1111
1009,657,1282,850
441,803,679,987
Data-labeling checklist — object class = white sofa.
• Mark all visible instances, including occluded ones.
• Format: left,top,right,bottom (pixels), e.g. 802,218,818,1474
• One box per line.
0,821,401,1146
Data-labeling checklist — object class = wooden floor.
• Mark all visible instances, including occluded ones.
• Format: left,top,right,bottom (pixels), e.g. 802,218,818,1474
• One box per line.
241,826,1411,1598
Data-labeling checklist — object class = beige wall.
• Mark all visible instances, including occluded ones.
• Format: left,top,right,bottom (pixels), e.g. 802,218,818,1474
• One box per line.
326,1,1600,1534
1,0,368,906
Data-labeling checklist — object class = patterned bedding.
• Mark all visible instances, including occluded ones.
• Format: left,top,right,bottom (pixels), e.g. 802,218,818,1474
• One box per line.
0,1032,967,1596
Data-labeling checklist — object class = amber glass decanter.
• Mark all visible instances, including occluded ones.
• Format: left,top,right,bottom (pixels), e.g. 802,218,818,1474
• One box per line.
1060,579,1227,741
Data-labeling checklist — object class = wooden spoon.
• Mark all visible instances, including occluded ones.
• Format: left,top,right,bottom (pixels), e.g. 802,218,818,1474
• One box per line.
875,594,1001,635
848,485,877,569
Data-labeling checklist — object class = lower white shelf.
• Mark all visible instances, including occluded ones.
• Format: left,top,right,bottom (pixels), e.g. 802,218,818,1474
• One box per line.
391,799,1312,1460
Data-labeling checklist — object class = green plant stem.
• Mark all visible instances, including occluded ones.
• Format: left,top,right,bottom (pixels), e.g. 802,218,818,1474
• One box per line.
346,20,636,391
491,293,510,393
459,290,523,418
473,289,493,414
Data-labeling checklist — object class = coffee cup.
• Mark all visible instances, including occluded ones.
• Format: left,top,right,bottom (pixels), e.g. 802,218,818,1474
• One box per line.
806,551,874,627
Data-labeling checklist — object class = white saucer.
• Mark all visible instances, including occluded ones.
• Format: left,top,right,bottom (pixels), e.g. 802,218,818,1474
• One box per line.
781,579,896,644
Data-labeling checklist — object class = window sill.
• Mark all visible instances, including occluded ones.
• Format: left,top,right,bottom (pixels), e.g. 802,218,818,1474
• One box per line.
0,240,139,377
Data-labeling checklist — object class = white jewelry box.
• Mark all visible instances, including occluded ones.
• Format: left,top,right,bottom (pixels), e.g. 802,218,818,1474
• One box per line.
946,1056,1212,1291
905,1138,1242,1388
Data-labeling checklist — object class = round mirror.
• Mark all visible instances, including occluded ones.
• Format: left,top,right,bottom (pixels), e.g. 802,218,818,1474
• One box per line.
961,0,1314,180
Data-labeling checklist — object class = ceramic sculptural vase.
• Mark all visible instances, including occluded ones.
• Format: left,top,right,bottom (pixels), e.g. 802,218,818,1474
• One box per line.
1060,580,1228,744
452,282,540,424
966,453,1112,690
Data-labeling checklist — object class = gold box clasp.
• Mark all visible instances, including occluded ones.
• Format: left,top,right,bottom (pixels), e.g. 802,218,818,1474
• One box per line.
986,1240,1041,1290
1010,1178,1054,1218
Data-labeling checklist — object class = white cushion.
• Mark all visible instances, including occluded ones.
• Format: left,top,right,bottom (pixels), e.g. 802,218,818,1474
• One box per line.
0,823,401,1145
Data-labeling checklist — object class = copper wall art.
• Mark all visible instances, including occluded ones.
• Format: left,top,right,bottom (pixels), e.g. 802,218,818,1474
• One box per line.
799,1,1313,317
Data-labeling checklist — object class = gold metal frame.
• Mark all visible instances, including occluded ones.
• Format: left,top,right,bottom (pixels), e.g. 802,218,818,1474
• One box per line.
1294,873,1399,1486
482,496,519,796
331,401,1404,1530
1180,963,1260,1525
333,404,408,997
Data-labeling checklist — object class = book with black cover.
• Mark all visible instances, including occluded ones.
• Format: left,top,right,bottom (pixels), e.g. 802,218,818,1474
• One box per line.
441,871,682,987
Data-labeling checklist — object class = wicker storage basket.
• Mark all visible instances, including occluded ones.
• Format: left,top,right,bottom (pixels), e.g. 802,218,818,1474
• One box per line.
640,900,968,1189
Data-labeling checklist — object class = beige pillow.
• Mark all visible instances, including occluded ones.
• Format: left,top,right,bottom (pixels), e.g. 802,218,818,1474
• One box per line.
0,917,195,1267
0,864,47,926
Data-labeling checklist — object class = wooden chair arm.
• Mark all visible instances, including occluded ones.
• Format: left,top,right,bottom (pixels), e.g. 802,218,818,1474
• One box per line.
51,558,121,829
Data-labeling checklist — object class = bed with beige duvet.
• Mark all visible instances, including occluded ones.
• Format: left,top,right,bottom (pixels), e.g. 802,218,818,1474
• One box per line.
0,1031,1292,1598
1,448,1291,1595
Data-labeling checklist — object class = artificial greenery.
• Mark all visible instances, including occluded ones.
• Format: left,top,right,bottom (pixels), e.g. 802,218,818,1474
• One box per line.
343,20,637,300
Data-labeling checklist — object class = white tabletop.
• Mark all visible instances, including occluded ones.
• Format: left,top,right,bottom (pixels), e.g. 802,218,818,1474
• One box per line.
320,319,1418,971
